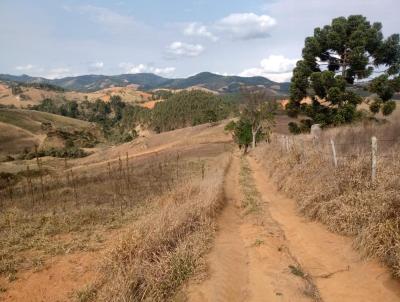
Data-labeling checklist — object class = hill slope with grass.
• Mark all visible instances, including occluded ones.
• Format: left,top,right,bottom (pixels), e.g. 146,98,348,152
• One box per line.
0,82,153,109
0,109,97,157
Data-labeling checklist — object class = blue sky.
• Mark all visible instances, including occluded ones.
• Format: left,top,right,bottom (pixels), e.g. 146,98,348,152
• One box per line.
1,0,399,82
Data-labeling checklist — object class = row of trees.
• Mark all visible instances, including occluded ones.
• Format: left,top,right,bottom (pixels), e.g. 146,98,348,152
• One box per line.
32,90,238,142
32,96,150,143
152,90,236,132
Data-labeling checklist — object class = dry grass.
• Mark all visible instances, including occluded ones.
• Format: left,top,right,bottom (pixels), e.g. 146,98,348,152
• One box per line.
0,135,231,300
254,120,400,277
0,151,209,281
95,154,231,301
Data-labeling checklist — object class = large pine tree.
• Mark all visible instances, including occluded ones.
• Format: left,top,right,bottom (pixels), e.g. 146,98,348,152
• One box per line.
287,15,400,131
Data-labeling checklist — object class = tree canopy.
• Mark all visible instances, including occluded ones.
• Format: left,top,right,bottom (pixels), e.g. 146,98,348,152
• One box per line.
151,90,234,133
241,88,276,148
225,88,276,153
287,15,400,131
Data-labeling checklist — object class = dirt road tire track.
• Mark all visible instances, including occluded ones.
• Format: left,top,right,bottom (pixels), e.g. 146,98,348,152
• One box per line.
188,155,316,302
248,155,400,302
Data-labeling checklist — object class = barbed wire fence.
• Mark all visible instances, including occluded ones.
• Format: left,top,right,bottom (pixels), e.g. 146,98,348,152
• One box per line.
273,133,400,183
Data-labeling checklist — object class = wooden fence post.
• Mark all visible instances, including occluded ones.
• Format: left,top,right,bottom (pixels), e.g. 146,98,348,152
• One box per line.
371,136,377,183
330,138,338,168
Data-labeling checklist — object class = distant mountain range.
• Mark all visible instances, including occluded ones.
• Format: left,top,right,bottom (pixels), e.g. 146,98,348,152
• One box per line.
0,72,290,95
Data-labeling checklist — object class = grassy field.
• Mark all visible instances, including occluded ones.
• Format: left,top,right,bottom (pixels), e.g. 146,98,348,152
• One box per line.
0,120,233,301
0,109,90,134
0,109,95,158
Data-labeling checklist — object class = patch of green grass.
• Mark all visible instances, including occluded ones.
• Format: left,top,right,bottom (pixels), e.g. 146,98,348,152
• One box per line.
253,239,264,246
289,264,305,277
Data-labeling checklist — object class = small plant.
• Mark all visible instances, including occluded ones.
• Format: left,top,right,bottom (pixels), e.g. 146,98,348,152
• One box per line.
253,239,264,246
74,286,97,302
288,264,305,277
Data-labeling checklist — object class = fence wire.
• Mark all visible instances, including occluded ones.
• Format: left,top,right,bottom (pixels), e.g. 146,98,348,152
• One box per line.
274,134,399,176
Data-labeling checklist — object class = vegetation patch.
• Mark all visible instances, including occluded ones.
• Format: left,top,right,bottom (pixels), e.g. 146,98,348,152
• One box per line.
255,121,400,277
95,155,230,301
239,156,262,215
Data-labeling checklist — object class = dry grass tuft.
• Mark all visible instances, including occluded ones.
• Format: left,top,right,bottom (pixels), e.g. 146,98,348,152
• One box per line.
254,120,400,277
95,155,231,301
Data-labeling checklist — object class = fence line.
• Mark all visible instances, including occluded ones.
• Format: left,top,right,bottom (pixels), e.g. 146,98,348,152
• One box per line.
276,134,397,182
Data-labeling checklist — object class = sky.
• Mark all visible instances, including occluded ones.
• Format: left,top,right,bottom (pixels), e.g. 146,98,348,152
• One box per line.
0,0,399,82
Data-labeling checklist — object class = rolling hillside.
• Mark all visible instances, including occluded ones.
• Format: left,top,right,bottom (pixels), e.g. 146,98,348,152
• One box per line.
0,72,290,94
0,109,95,156
0,82,153,108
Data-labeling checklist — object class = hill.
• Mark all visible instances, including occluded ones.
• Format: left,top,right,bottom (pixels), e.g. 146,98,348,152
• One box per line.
0,82,153,109
0,72,290,94
0,109,97,157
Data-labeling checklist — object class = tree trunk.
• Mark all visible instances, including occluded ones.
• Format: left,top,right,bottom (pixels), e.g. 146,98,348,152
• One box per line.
252,131,256,149
341,49,348,77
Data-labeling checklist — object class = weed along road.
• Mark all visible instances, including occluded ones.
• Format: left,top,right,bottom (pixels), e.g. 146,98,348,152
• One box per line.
187,153,400,302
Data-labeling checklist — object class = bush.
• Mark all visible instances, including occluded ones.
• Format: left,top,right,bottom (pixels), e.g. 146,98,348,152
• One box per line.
382,100,396,116
19,147,89,160
288,122,301,134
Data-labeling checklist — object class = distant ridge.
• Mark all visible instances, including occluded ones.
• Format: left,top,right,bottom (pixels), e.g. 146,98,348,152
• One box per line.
0,72,290,95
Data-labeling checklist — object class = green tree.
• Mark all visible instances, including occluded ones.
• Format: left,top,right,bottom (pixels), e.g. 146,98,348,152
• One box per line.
152,90,235,132
35,98,58,114
288,15,400,130
225,119,252,153
241,88,276,149
60,101,79,118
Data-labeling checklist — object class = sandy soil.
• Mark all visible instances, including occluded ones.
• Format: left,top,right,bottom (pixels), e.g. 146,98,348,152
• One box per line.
188,155,249,301
187,153,400,302
0,252,98,302
248,155,400,302
188,155,313,301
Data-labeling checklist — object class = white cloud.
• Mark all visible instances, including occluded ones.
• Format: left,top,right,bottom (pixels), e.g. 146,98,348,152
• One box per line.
153,67,176,76
88,61,104,72
91,61,104,69
240,55,298,82
119,63,176,76
184,23,218,41
68,5,134,28
15,64,45,74
15,64,35,71
217,13,276,40
166,41,204,58
46,67,72,79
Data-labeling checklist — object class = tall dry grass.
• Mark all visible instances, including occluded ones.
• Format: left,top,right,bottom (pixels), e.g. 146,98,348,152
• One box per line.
96,154,231,301
254,121,400,276
0,148,219,281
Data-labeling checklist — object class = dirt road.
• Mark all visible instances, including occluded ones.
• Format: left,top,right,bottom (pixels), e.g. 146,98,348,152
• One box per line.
187,154,400,302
